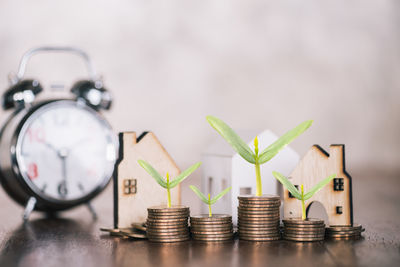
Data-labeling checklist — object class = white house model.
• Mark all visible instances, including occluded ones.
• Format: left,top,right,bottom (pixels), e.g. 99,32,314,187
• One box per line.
202,130,300,225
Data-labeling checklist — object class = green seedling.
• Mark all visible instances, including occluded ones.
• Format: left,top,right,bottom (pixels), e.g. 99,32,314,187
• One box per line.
138,160,201,208
189,185,232,217
272,171,336,220
206,115,313,196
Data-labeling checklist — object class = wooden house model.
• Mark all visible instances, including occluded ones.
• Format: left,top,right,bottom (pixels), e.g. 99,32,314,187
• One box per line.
202,130,299,225
284,144,353,226
113,132,181,228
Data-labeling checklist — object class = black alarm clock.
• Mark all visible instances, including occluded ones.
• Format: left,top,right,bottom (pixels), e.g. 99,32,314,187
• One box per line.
0,47,118,220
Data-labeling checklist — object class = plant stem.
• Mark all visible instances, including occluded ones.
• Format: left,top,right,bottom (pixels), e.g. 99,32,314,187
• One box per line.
301,184,306,220
254,137,262,196
166,173,171,208
208,194,212,217
255,162,262,196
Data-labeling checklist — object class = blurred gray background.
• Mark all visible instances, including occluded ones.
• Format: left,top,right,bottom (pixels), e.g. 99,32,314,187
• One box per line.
0,0,399,216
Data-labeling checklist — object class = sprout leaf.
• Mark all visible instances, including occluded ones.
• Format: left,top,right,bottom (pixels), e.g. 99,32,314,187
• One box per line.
206,115,256,164
137,160,167,188
303,173,336,200
210,186,232,204
189,185,209,204
169,162,202,188
258,120,313,164
272,171,301,199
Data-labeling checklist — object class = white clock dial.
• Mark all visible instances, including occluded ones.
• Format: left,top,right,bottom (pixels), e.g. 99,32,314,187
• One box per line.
15,101,117,201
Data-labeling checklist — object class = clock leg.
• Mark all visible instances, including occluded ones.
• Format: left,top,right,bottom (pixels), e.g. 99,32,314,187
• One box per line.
22,196,37,221
86,202,98,220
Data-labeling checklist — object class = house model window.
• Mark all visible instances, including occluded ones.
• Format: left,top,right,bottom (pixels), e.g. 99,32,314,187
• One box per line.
123,179,137,195
336,206,343,214
333,178,344,191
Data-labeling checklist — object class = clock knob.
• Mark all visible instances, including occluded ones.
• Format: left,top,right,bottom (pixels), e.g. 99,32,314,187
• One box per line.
2,79,43,110
71,80,112,110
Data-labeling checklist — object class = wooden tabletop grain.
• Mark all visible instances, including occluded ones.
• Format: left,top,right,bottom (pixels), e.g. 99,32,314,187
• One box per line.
0,168,399,267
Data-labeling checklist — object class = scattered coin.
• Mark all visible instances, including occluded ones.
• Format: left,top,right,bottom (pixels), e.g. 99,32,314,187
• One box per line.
131,223,147,232
100,227,120,233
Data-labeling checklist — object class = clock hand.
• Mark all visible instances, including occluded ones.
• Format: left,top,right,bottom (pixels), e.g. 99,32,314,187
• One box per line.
44,142,58,154
57,148,69,198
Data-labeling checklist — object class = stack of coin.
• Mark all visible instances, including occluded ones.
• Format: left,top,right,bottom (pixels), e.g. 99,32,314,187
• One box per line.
283,218,325,242
146,205,190,242
190,214,234,242
237,195,281,241
325,224,364,239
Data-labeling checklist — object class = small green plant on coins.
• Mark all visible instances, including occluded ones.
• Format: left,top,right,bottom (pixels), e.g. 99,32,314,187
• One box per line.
206,115,313,197
272,171,336,220
189,185,232,217
138,160,201,208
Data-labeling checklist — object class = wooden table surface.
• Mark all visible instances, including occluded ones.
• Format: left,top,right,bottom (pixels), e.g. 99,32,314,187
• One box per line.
0,168,399,267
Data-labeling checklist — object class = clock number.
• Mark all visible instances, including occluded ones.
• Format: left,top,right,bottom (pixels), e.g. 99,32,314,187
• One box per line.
58,181,68,198
27,163,38,179
26,128,46,143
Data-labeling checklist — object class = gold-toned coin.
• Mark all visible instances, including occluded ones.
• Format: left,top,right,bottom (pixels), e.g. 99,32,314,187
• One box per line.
238,194,280,200
238,227,280,233
147,215,188,221
190,227,233,232
284,230,325,235
238,230,279,236
192,236,233,241
238,206,280,212
190,214,232,221
283,225,325,231
148,236,190,242
100,227,120,233
131,223,147,232
284,232,325,238
238,204,281,209
147,227,188,234
238,220,279,226
148,210,189,215
190,221,233,226
238,223,279,229
147,232,189,238
283,218,324,225
283,235,324,242
147,217,188,223
191,230,233,235
238,212,280,218
327,224,362,231
148,205,189,212
119,230,147,239
238,216,280,222
146,224,188,229
239,235,281,241
238,208,280,213
326,233,360,238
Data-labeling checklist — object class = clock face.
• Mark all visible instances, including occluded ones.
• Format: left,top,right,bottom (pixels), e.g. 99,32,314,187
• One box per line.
15,101,117,202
